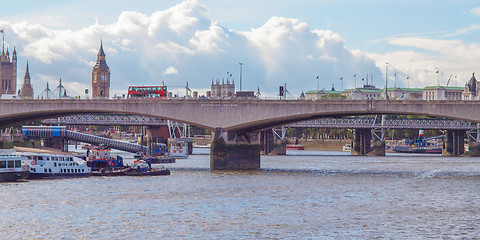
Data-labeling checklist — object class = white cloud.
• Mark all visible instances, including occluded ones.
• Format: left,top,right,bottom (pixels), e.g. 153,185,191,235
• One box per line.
366,35,480,88
163,66,179,75
4,0,388,97
470,7,480,17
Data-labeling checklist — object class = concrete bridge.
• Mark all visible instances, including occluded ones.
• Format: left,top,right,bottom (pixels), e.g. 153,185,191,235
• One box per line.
1,99,479,169
2,99,479,130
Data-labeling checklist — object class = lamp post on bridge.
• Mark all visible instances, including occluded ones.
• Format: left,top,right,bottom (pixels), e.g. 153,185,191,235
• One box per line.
239,62,243,91
385,62,389,100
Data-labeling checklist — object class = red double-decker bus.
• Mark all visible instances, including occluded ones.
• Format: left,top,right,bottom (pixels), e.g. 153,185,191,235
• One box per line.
127,86,168,99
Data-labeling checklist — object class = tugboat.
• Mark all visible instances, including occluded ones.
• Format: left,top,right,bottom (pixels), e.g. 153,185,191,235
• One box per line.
0,153,30,182
135,144,176,164
123,159,170,176
85,146,124,172
91,159,170,177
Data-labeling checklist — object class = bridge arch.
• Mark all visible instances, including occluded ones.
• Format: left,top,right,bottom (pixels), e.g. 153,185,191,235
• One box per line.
1,99,479,132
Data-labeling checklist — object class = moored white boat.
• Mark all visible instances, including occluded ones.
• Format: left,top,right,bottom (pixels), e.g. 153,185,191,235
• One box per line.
0,154,30,182
21,152,90,179
170,140,189,158
342,143,352,151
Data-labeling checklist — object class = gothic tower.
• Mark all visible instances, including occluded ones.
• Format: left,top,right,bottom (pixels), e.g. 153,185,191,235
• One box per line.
0,30,17,96
92,41,110,99
20,62,34,99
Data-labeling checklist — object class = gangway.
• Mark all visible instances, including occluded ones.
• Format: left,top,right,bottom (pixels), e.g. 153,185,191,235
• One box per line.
22,126,148,153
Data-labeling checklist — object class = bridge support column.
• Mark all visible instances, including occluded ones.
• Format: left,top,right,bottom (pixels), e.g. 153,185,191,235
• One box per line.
146,126,169,145
352,128,370,155
443,130,465,156
351,128,385,156
465,142,480,156
260,130,286,155
210,128,260,170
43,137,68,152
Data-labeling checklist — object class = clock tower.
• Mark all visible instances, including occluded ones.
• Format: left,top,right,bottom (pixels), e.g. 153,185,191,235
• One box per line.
92,41,110,99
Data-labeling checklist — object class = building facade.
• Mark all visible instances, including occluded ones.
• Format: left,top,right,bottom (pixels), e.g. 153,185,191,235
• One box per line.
462,73,479,100
0,43,17,96
20,62,34,99
423,86,463,101
381,87,423,100
92,41,110,99
211,78,235,99
305,90,342,100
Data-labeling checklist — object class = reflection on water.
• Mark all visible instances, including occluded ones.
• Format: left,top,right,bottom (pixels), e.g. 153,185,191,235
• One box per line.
1,148,480,239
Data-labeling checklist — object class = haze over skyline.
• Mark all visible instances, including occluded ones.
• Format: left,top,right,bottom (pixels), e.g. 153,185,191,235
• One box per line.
2,0,480,97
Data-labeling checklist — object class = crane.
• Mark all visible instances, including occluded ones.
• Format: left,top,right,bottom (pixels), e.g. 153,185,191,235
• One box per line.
446,75,453,86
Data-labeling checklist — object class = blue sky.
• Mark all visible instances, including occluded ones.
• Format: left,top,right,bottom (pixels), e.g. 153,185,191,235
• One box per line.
2,0,480,97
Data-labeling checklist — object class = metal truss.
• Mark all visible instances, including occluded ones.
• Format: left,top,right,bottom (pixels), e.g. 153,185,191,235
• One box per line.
42,114,167,126
42,114,478,130
289,118,479,130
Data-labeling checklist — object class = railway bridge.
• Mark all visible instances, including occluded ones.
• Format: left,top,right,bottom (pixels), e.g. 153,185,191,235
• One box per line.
2,99,480,169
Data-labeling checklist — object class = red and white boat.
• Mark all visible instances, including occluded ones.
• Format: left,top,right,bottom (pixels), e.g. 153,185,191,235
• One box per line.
286,144,305,150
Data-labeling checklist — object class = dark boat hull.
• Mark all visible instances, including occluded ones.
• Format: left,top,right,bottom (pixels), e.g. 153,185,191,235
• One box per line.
148,156,175,164
0,171,30,182
91,168,170,177
27,173,91,179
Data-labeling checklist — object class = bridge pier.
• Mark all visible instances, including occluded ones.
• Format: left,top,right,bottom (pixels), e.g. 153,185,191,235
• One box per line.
146,126,169,145
351,128,385,156
443,130,465,156
210,128,260,170
260,130,286,155
43,137,68,152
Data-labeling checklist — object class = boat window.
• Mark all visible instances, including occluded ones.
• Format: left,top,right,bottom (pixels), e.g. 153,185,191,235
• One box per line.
27,156,33,160
7,161,14,168
49,169,52,173
82,169,84,172
0,161,5,168
54,162,57,167
32,168,36,172
44,168,47,173
15,160,21,168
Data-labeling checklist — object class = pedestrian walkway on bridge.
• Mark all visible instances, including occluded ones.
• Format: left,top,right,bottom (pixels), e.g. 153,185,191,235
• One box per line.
22,126,148,153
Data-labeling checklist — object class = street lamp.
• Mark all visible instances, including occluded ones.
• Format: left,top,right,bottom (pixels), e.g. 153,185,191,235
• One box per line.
316,76,319,90
436,69,440,86
385,62,389,100
239,63,243,91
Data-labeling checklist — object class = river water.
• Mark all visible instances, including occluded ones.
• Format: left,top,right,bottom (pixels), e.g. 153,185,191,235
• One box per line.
1,149,480,239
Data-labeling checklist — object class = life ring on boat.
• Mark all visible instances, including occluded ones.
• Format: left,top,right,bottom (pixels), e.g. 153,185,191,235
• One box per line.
31,161,35,165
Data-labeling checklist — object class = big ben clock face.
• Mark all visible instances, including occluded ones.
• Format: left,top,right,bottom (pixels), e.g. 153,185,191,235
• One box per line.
93,74,97,83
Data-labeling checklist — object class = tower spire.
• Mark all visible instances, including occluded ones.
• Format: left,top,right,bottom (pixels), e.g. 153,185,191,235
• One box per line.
98,40,105,56
1,28,4,56
25,61,30,82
